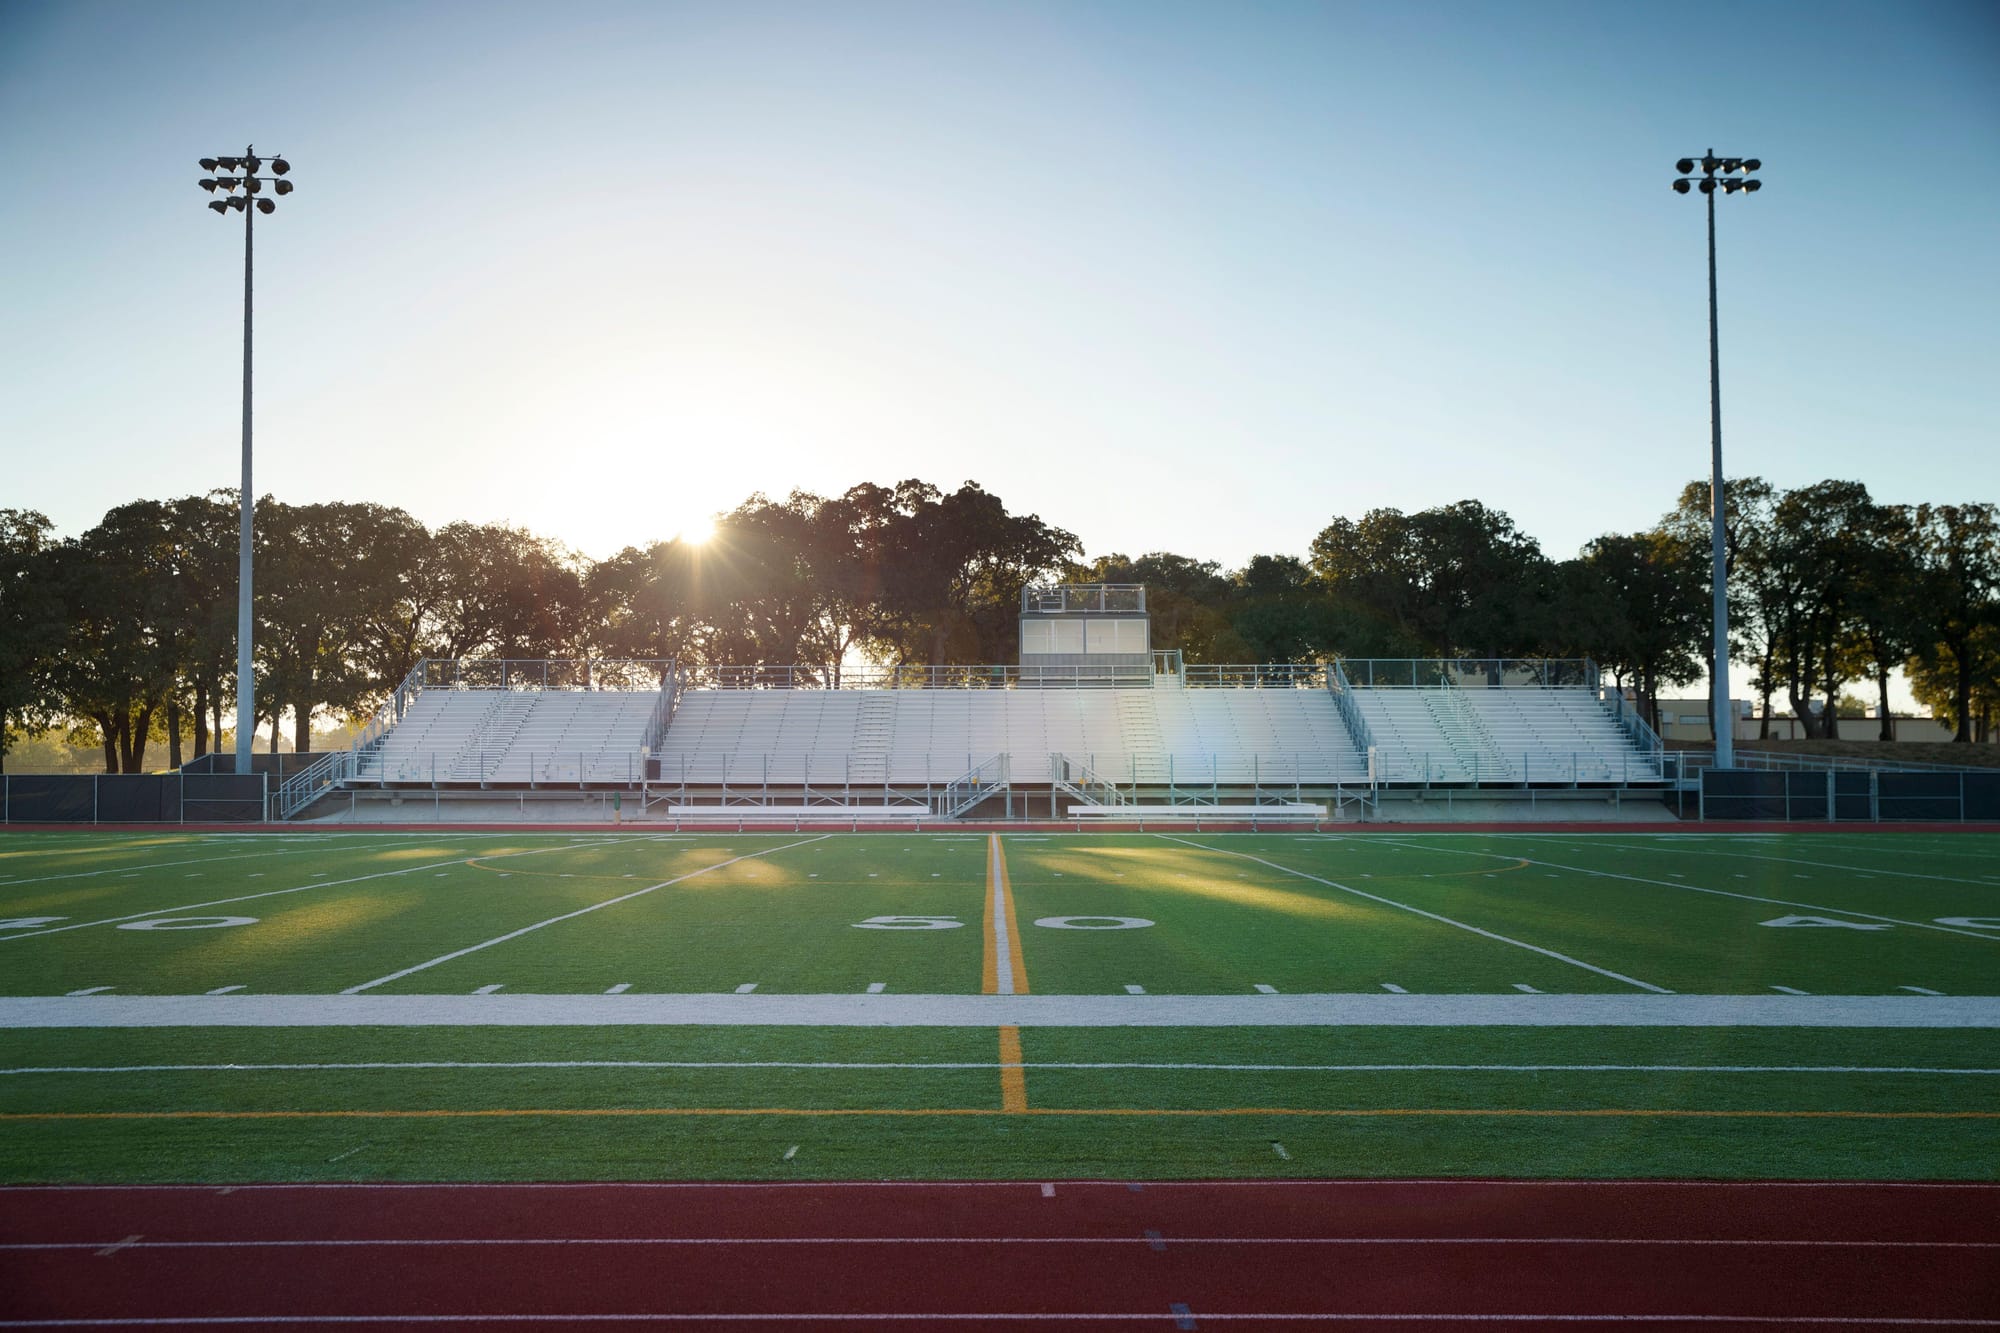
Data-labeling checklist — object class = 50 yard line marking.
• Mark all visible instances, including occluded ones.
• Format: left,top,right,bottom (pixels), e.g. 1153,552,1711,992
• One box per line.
986,835,1029,1113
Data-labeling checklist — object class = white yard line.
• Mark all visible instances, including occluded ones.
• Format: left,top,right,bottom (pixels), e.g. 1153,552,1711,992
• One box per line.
6,992,1995,1028
5,1059,1995,1077
1526,835,2000,892
0,838,638,943
1157,835,1670,995
340,836,829,994
1377,838,2000,943
0,836,443,890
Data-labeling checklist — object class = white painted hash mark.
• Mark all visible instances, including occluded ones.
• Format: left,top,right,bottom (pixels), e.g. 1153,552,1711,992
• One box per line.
204,986,246,996
605,984,631,995
473,985,503,995
1124,985,1146,995
1254,984,1278,995
1380,983,1408,994
1901,986,1946,996
1040,1183,1055,1197
1271,1141,1290,1160
866,983,887,994
1770,986,1811,996
1512,984,1543,994
735,983,758,994
782,1145,798,1161
66,987,113,996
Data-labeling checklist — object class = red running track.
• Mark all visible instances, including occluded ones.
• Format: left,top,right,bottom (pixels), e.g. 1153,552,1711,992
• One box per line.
2,1179,1997,1330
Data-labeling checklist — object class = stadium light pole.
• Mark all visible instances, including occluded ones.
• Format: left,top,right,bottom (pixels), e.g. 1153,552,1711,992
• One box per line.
198,147,295,775
1671,150,1760,770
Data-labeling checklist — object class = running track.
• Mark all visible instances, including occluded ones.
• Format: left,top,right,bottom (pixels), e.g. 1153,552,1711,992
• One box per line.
2,1180,1997,1329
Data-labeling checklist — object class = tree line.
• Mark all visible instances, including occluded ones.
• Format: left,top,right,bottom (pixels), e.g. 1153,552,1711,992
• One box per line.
2,477,1995,773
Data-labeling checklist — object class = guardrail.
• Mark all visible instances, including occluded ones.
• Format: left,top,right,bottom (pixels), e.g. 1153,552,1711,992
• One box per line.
1340,659,1600,689
1328,659,1375,753
938,754,1009,818
421,659,674,691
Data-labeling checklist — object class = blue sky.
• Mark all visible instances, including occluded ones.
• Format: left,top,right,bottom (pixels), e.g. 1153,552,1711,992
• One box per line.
2,0,1995,575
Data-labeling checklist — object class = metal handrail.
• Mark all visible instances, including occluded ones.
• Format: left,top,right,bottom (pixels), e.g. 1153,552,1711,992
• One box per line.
641,660,682,755
937,754,1009,818
1337,658,1599,689
1328,659,1375,753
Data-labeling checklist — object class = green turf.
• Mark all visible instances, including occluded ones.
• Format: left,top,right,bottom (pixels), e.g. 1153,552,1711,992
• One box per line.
2,829,1996,1183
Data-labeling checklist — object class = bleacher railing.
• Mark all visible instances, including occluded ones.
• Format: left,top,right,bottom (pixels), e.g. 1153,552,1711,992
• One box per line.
1328,659,1375,755
1602,685,1665,757
937,754,1009,818
1340,659,1600,689
1182,663,1328,689
421,659,674,691
641,661,683,756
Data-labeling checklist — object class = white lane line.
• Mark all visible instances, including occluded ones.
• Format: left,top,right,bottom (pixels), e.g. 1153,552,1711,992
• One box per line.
1254,984,1278,995
9,1060,1997,1077
605,984,632,995
1771,986,1811,996
341,836,829,994
8,1234,2000,1251
1901,986,1947,996
1375,837,2000,944
866,983,887,994
1380,983,1408,994
203,986,246,996
1159,836,1670,995
988,834,1017,997
64,987,112,997
473,985,504,996
0,839,638,944
735,983,759,994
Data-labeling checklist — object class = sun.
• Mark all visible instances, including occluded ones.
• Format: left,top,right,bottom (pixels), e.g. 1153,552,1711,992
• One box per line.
675,518,716,547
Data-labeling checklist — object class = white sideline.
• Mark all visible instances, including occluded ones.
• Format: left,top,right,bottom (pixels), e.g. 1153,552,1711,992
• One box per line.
2,993,1996,1028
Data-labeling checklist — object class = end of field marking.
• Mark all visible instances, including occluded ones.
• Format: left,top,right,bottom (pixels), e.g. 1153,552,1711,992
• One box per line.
1901,986,1946,996
604,983,632,995
203,986,246,996
66,987,113,997
1254,984,1278,994
1380,983,1408,994
866,982,887,994
473,984,503,995
735,983,758,994
782,1144,799,1161
1040,1183,1055,1197
1770,985,1811,995
1512,984,1543,994
1124,984,1147,995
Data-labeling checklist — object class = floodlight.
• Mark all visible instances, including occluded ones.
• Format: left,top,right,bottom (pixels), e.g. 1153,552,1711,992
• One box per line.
255,197,275,214
1722,179,1742,193
274,179,293,195
199,157,219,171
1744,179,1762,192
1672,178,1691,193
199,178,218,192
1701,155,1718,172
1698,178,1716,194
1722,158,1742,173
208,200,229,214
217,156,240,171
1676,158,1695,174
244,176,262,193
1743,158,1761,171
229,196,247,211
242,155,261,173
271,158,290,175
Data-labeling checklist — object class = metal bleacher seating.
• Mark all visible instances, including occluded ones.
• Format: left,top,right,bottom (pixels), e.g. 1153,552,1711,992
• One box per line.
356,689,656,785
1352,687,1661,784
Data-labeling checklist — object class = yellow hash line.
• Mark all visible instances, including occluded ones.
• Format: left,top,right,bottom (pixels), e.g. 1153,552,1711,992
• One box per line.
5,1108,1993,1122
984,836,1031,1112
998,1028,1028,1113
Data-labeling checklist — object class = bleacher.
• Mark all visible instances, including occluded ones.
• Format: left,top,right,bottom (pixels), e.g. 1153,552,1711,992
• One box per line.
651,686,1371,787
1352,687,1662,784
356,689,656,785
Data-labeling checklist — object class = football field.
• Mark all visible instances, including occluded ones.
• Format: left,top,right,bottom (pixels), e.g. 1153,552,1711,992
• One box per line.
2,829,1996,1184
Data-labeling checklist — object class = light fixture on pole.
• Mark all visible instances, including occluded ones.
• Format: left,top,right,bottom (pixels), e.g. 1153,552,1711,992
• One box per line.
199,146,295,777
1671,150,1761,770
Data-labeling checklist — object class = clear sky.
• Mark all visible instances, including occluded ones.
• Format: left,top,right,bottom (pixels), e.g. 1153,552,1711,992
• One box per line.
3,0,1995,576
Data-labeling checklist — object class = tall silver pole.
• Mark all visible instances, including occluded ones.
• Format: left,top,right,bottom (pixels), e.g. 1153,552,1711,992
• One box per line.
1705,157,1733,770
234,156,256,776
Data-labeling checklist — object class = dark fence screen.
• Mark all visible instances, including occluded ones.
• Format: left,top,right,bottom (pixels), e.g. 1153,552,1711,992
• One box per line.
2,774,266,824
1701,768,2000,822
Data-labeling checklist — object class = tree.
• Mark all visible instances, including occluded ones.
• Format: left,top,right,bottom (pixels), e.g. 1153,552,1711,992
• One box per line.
1309,500,1548,658
1747,481,1874,738
0,510,63,775
1568,530,1708,734
1663,477,1779,741
1907,503,2000,743
1840,503,1922,740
